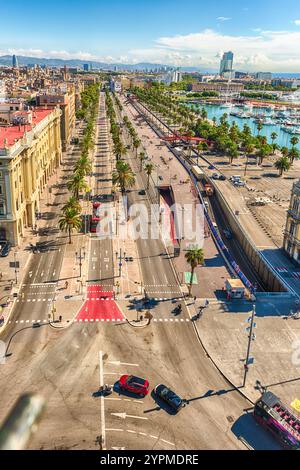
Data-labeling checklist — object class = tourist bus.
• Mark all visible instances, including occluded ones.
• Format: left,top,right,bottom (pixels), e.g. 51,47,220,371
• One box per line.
254,391,300,450
191,165,205,181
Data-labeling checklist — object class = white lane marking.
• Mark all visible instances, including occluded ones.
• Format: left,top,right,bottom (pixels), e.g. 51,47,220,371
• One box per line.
105,428,124,433
111,447,126,450
107,361,139,367
99,351,106,450
111,413,148,421
161,439,176,447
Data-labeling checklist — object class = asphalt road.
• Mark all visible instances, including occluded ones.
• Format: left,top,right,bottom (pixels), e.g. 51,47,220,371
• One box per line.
0,92,279,451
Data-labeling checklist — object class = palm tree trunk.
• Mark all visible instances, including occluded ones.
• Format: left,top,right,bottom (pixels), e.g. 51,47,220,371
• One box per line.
189,267,194,297
147,175,150,189
68,227,72,244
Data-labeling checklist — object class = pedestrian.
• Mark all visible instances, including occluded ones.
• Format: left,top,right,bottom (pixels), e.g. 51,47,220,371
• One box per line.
194,296,197,303
65,281,69,289
0,272,3,281
205,299,209,308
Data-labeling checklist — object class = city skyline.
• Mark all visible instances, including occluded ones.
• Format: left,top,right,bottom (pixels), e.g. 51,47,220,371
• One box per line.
1,0,300,71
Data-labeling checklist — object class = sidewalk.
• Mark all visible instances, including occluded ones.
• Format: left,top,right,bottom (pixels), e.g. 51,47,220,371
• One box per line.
121,96,231,299
0,122,87,329
188,298,300,406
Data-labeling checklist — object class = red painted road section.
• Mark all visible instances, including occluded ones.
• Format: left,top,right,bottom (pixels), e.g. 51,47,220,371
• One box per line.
76,285,125,321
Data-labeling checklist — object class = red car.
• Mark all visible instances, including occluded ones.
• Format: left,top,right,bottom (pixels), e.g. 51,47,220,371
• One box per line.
119,375,149,397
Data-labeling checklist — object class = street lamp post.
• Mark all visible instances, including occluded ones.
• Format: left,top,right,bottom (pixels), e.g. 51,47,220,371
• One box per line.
75,249,86,278
14,252,18,285
243,305,257,388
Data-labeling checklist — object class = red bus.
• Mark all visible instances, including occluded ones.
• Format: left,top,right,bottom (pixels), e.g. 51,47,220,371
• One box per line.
90,217,100,233
254,391,300,450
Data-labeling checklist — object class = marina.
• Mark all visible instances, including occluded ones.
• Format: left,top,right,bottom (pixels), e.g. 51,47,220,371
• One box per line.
186,101,300,149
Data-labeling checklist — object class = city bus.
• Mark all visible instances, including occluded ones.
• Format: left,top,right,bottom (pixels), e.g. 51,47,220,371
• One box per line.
90,217,101,233
254,391,300,450
191,165,205,181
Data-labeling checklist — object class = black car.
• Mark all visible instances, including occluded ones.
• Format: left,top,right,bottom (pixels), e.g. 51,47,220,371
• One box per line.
154,384,184,411
0,241,11,257
219,175,226,181
138,189,146,195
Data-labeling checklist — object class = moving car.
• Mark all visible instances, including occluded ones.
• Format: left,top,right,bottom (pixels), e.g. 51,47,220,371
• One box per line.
119,375,149,397
223,229,233,239
154,384,184,412
0,241,11,257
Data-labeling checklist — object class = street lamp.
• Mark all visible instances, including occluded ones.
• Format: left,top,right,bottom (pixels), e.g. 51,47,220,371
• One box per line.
3,322,58,359
243,305,257,388
75,249,86,278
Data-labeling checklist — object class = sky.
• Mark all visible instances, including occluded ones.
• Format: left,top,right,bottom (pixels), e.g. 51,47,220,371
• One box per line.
1,0,300,71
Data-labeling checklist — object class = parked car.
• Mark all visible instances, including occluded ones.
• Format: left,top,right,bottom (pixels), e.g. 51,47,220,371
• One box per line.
0,241,11,257
119,375,149,397
234,181,246,187
212,173,219,180
158,175,164,181
138,189,146,195
219,175,226,181
208,165,215,170
154,384,184,412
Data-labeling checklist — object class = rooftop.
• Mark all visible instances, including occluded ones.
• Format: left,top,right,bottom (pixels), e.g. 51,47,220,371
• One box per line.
0,108,53,148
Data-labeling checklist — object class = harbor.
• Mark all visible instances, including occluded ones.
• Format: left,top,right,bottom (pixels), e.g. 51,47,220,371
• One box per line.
186,101,300,149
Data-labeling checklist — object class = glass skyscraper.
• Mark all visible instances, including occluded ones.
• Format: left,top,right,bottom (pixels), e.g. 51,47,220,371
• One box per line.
220,51,234,76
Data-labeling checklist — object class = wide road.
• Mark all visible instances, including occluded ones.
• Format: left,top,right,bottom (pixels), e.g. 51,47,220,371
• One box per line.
0,92,276,451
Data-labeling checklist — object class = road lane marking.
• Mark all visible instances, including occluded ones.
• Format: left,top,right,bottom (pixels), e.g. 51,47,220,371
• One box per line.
161,439,176,447
99,351,106,450
111,412,148,421
105,428,124,433
107,361,139,367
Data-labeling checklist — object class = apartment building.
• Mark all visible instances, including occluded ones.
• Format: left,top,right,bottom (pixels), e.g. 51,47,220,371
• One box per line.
284,179,300,265
36,84,76,151
0,107,62,245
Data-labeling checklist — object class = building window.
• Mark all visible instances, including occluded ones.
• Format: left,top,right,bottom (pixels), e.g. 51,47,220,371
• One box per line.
0,203,5,215
0,185,2,195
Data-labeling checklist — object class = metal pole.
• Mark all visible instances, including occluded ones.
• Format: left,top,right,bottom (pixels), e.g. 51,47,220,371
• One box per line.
0,394,45,450
243,305,256,388
14,252,18,284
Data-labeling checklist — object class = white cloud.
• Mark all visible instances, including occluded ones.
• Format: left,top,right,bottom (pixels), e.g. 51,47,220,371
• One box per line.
3,26,300,71
127,28,300,71
295,20,300,25
217,17,232,21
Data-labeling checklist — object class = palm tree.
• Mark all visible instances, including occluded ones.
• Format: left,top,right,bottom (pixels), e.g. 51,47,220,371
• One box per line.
228,142,239,164
200,108,208,120
256,121,263,136
185,246,204,297
288,146,300,164
62,196,82,214
112,160,136,194
59,208,82,244
144,163,154,189
75,156,92,176
139,151,147,171
290,136,299,149
271,132,278,154
133,138,141,157
274,156,292,176
67,173,90,199
281,146,289,158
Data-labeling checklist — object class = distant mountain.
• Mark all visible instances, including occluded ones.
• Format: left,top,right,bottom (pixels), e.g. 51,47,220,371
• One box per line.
0,54,212,73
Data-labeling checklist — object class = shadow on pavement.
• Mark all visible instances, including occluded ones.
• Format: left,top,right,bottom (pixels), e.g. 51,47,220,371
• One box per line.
231,412,282,450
